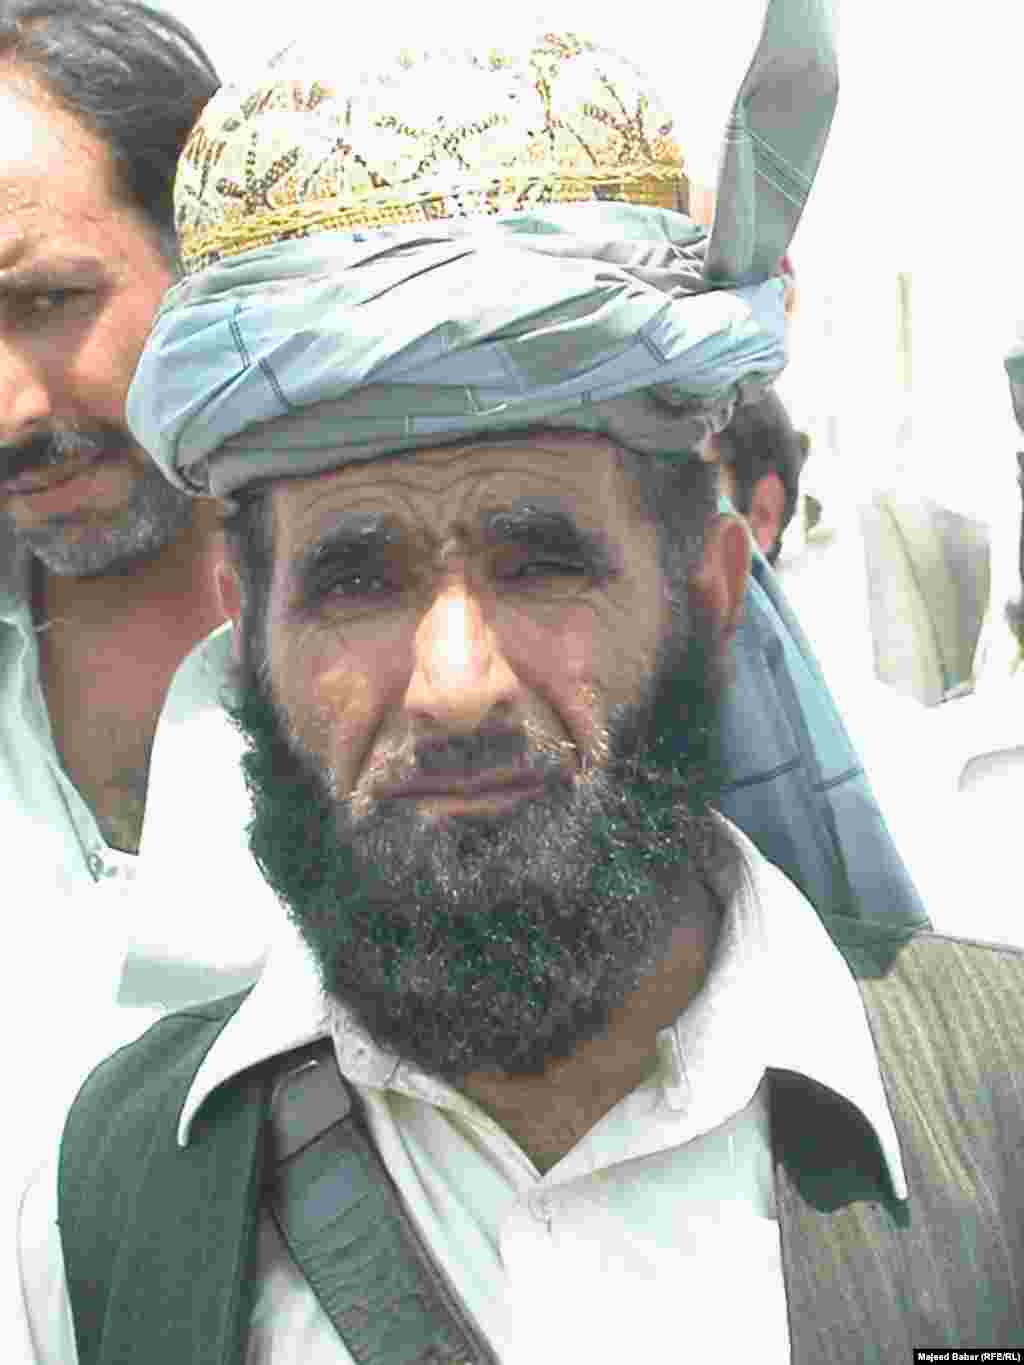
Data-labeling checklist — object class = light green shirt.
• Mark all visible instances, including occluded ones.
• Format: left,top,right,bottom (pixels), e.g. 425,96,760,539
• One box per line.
0,532,128,894
0,528,279,1009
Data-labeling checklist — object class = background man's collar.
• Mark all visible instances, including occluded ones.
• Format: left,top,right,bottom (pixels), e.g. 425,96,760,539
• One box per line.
0,527,30,623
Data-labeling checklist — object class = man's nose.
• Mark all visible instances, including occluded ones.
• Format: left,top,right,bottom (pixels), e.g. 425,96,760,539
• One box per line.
405,583,520,734
0,339,54,445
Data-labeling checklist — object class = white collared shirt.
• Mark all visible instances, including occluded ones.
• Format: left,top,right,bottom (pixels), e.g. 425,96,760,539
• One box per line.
17,827,905,1364
0,533,279,1008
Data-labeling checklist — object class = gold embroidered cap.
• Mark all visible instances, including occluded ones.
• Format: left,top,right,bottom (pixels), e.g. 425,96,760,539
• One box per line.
176,32,688,274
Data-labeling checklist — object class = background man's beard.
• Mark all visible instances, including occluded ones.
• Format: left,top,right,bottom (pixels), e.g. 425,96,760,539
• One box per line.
0,423,193,576
230,611,739,1082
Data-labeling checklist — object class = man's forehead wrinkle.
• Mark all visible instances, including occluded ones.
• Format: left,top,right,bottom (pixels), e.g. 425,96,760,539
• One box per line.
0,87,116,223
342,449,589,498
280,478,427,553
0,71,104,154
0,171,38,210
280,452,603,549
483,495,575,524
0,226,30,272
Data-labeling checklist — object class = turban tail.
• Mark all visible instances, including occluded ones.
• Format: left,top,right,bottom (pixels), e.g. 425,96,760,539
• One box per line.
127,0,839,499
720,536,930,935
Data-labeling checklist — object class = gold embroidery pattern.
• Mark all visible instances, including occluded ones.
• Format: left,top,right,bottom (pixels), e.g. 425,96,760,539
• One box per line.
176,33,687,273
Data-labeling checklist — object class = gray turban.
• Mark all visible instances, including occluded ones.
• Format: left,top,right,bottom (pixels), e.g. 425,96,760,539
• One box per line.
126,2,838,500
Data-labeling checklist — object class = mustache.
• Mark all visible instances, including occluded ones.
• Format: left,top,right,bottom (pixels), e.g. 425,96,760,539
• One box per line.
415,729,532,777
0,425,129,483
358,727,571,801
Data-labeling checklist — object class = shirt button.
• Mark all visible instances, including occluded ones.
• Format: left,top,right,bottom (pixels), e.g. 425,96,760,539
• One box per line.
529,1192,555,1227
87,852,104,879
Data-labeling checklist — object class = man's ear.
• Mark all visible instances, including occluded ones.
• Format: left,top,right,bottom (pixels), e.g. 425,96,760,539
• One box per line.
215,560,242,627
691,514,751,649
215,561,243,663
747,471,786,556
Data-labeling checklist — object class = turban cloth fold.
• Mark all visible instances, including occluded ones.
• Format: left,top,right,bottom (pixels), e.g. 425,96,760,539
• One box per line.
129,212,787,500
127,0,839,499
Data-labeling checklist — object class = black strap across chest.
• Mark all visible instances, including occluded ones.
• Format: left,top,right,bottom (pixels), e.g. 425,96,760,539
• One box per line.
266,1042,498,1365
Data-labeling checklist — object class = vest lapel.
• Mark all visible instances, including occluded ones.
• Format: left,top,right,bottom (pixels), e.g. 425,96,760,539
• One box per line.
770,1068,919,1365
95,1066,268,1365
771,938,1024,1365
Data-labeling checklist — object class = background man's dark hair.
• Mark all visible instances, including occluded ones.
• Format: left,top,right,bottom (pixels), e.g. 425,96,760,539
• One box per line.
0,0,219,266
715,390,809,564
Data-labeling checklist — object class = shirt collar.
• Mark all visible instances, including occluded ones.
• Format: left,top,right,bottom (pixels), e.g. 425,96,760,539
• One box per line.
177,925,329,1146
178,825,906,1200
662,822,907,1198
0,530,31,626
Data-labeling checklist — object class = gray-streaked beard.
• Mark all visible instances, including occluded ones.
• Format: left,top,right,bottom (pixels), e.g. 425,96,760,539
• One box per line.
1,421,194,577
230,605,740,1083
11,458,193,577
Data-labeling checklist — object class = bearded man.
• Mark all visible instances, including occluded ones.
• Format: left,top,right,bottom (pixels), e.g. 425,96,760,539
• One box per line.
20,11,1024,1364
712,389,811,565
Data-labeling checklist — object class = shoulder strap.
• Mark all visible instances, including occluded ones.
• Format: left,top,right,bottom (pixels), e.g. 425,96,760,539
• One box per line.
62,1011,497,1365
267,1041,498,1364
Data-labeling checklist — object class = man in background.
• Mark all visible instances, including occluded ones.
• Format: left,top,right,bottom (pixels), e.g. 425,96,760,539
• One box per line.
0,7,276,1278
0,0,222,885
0,1,277,1018
712,388,810,564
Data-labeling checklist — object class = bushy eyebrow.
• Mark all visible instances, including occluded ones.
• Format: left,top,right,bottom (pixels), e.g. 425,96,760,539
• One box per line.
287,499,619,602
482,500,617,576
289,513,402,593
0,256,105,297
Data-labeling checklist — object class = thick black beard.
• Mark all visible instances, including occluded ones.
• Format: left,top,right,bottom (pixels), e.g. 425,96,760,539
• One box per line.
229,612,739,1082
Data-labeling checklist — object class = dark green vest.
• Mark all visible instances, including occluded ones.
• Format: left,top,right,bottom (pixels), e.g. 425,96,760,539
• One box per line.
60,929,1024,1363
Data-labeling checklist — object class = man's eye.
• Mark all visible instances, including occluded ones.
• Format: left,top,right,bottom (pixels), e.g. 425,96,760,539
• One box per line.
496,557,590,597
509,559,586,579
45,288,92,310
16,288,91,320
321,570,398,599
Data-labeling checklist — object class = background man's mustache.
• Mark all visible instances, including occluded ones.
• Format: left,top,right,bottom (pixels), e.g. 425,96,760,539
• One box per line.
0,425,125,483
